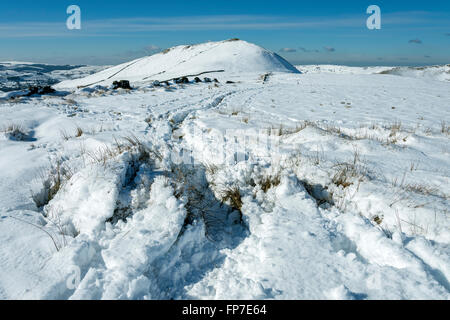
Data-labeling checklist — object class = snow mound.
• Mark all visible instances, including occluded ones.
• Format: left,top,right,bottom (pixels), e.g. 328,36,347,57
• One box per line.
55,39,300,89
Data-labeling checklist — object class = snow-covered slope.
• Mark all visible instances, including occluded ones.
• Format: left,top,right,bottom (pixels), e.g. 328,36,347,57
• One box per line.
55,40,299,89
1,47,449,300
296,64,450,82
378,65,450,82
0,62,106,93
296,65,392,75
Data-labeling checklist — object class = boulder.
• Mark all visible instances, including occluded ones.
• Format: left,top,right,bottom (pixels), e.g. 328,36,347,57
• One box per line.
175,77,189,84
39,86,56,94
112,80,132,90
26,85,56,96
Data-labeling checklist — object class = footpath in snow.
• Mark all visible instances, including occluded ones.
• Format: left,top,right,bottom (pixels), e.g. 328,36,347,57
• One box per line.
0,40,449,299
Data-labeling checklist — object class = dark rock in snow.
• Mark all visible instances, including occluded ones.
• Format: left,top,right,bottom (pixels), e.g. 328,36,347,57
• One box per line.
194,77,202,83
40,86,56,94
113,80,132,90
213,78,219,83
204,77,212,83
226,81,235,84
175,77,189,84
26,85,56,96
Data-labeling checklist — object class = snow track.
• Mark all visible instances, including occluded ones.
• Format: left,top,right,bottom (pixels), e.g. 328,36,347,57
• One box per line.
0,68,449,300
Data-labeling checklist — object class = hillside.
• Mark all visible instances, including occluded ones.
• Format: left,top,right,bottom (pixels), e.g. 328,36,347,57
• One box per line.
55,39,299,89
297,64,450,82
0,41,449,300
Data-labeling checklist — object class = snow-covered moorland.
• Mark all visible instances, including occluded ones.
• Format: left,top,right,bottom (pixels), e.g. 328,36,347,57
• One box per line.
0,40,449,300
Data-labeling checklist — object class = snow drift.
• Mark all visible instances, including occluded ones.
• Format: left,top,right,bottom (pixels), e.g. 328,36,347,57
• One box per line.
55,39,299,89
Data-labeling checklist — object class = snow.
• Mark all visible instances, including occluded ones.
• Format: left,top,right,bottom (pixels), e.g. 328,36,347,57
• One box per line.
0,61,106,94
297,64,450,82
55,40,299,89
0,41,449,300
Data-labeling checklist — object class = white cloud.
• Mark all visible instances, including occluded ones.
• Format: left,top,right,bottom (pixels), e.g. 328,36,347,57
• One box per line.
144,45,161,52
279,48,296,53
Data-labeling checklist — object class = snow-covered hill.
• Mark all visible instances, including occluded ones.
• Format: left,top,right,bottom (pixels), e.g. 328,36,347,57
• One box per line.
378,65,450,82
55,39,299,89
297,64,450,82
0,62,106,93
296,65,392,75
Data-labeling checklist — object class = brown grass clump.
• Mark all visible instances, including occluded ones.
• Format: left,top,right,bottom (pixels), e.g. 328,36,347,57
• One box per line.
221,186,243,211
259,175,281,193
75,127,83,137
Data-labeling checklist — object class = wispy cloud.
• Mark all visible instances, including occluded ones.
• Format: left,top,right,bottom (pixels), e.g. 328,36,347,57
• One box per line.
0,11,447,38
279,48,296,53
144,45,162,53
409,39,422,44
324,46,336,52
299,47,319,53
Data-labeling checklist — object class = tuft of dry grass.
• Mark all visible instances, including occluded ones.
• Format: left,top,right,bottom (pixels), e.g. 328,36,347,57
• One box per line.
10,216,67,252
441,121,449,135
32,160,73,208
259,175,281,193
267,122,310,136
332,149,367,189
75,127,83,137
60,129,71,141
2,123,29,141
86,144,119,166
220,186,243,211
205,163,220,176
85,134,161,167
388,121,402,135
403,183,439,197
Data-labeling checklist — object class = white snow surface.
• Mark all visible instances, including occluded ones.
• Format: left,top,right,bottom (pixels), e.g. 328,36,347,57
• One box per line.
0,43,449,300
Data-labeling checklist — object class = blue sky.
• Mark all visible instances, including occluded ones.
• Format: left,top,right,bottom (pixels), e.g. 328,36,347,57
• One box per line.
1,0,449,66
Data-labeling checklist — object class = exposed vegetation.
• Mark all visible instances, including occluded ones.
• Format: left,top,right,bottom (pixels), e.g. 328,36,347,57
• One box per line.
32,160,73,209
1,123,29,141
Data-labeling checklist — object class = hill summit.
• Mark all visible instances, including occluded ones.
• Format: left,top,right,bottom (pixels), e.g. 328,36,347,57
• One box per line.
55,39,300,88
